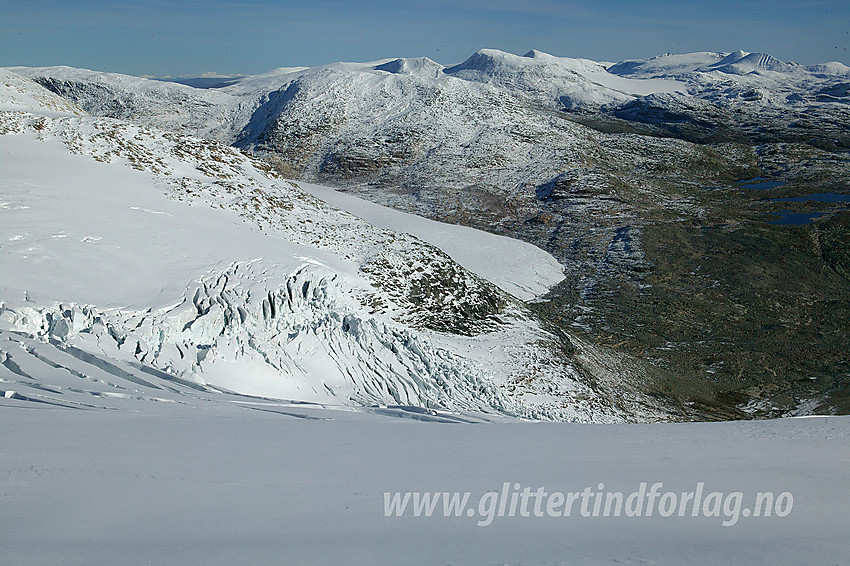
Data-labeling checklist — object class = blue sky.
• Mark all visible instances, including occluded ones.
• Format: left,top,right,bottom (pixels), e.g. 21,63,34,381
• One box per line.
2,0,848,76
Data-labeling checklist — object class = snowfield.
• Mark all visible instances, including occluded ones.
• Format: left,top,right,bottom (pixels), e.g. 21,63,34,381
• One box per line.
2,403,848,566
297,181,564,301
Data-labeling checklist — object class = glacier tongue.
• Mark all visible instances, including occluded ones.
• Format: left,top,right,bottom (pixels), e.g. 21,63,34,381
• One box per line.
0,261,510,411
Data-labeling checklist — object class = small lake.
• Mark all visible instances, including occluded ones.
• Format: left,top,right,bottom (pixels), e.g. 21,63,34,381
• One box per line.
738,177,786,190
768,210,826,225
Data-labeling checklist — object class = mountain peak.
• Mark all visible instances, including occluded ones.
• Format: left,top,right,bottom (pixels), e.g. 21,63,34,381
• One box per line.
373,57,443,77
706,50,794,73
444,48,516,75
522,49,555,60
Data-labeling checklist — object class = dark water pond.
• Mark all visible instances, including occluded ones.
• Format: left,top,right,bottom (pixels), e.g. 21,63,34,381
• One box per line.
768,210,826,225
738,177,786,190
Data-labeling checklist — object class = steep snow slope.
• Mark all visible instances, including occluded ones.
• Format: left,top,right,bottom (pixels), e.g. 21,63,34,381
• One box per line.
1,71,659,422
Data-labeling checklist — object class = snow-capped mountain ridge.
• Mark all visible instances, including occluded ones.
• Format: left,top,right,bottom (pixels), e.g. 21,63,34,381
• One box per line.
11,46,848,152
443,48,684,108
607,49,849,78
